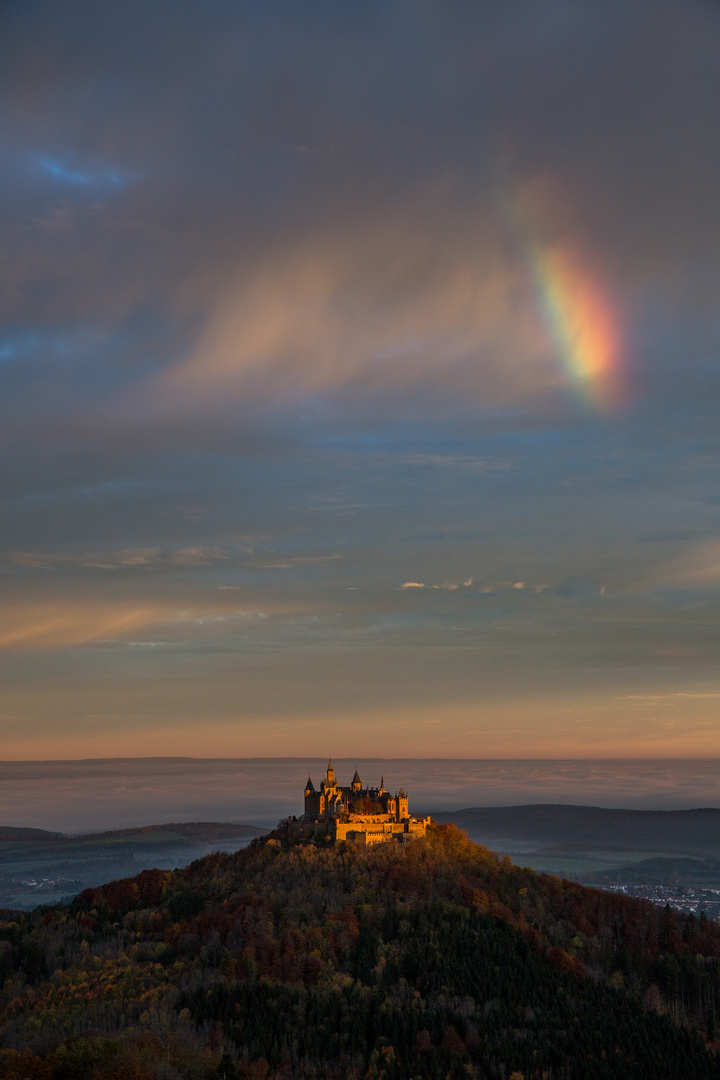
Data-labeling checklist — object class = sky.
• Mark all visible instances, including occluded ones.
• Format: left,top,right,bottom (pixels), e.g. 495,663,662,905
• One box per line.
2,0,720,761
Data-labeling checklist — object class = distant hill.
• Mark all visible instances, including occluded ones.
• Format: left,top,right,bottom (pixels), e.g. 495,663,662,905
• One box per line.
71,821,265,843
583,856,720,888
0,820,264,909
1,824,720,1079
432,804,720,856
0,826,64,840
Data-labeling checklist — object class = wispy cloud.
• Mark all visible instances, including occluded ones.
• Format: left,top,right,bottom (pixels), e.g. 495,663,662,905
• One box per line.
401,579,550,594
660,542,720,587
0,600,278,651
4,548,344,575
395,454,515,473
4,547,239,570
151,210,559,415
33,154,129,188
0,603,171,650
251,555,341,569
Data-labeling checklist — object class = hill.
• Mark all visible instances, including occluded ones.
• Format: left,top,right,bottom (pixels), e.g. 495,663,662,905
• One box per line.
430,804,720,881
431,804,720,855
583,856,720,888
0,828,64,841
0,821,263,909
1,824,720,1078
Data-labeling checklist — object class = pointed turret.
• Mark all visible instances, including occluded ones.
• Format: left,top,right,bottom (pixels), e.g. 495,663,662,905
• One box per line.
326,758,335,784
305,775,315,793
379,775,385,792
351,768,362,792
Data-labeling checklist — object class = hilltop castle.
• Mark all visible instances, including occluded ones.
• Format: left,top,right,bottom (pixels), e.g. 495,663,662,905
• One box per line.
292,759,429,845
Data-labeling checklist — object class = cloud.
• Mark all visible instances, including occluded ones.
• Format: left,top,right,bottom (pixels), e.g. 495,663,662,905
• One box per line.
3,548,347,577
3,546,238,570
661,542,720,587
0,602,173,650
0,600,276,651
401,581,462,591
394,456,511,473
252,555,341,569
2,0,720,756
33,154,129,189
620,693,720,702
30,201,74,233
2,0,720,432
151,205,559,417
401,578,555,594
554,578,604,599
478,581,550,595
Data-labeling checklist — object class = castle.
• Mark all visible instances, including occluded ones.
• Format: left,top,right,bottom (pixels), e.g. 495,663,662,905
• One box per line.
291,759,429,845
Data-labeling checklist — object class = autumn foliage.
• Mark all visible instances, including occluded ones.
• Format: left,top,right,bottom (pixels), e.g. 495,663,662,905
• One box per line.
0,823,720,1077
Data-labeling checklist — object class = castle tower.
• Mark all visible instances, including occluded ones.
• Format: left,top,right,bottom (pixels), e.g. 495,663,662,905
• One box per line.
304,775,317,818
326,758,335,785
351,768,362,792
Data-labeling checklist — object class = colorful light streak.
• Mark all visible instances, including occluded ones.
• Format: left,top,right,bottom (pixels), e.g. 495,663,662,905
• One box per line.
529,242,622,411
499,181,623,411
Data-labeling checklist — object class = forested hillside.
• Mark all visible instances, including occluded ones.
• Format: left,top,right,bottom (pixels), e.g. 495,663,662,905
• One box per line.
2,823,720,1079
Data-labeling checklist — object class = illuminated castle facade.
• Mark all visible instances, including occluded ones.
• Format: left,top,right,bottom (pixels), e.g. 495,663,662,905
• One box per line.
294,759,429,845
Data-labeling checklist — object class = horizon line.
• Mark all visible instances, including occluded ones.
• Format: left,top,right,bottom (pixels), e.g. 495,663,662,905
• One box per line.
1,755,720,764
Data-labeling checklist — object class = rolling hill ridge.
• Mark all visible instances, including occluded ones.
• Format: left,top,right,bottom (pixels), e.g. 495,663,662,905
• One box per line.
0,821,263,909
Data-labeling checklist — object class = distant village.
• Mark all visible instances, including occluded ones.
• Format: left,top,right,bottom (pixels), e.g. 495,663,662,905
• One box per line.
606,883,720,920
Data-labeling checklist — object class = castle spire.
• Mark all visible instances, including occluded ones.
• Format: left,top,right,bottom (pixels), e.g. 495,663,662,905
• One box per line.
379,775,385,792
326,758,335,784
305,775,315,792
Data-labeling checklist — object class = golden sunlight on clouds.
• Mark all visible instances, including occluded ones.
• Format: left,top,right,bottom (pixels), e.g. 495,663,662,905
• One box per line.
0,601,275,650
662,542,720,587
0,603,169,650
158,209,558,409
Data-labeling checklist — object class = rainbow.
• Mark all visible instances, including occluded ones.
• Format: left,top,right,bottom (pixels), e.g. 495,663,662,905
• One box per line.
498,181,623,411
528,241,622,411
